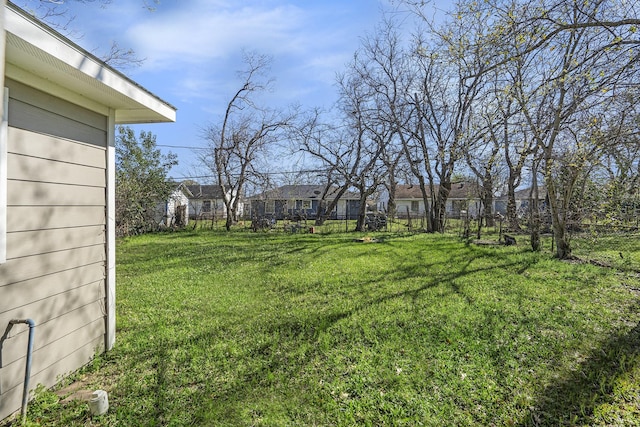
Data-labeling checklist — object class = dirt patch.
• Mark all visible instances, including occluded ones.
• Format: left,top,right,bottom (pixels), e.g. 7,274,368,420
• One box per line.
472,239,502,246
54,374,104,404
354,237,379,243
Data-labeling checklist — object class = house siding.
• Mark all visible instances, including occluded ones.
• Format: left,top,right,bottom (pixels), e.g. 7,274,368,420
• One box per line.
396,200,424,218
395,199,483,219
189,199,226,220
166,189,189,226
249,198,359,220
0,78,107,420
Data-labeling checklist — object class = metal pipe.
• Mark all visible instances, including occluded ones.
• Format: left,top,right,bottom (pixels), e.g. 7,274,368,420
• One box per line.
9,319,35,425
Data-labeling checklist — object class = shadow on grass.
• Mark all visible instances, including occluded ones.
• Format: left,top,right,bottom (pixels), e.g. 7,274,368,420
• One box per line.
102,252,530,425
188,253,539,424
99,234,545,425
520,320,640,426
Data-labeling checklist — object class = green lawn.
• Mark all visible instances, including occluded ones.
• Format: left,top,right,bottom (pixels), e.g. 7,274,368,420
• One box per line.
19,230,640,426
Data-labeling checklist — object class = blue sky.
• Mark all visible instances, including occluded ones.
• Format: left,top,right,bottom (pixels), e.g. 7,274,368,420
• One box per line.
16,0,448,180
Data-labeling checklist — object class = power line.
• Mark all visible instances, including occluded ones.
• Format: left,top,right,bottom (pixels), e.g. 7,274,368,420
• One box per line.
157,144,208,150
169,169,330,181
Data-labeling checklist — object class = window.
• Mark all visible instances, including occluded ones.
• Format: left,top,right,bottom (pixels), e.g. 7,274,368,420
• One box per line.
202,200,212,213
451,200,467,217
0,88,8,264
411,200,419,212
266,200,275,213
301,200,311,210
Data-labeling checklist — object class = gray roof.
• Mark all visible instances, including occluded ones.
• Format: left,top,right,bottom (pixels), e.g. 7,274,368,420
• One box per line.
513,186,547,199
249,185,359,200
184,185,225,200
496,187,547,200
395,181,481,199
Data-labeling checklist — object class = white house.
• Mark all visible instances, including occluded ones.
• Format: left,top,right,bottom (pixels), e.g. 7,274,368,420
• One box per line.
248,184,362,220
392,182,484,219
184,184,230,220
157,183,190,227
494,187,548,217
0,2,176,421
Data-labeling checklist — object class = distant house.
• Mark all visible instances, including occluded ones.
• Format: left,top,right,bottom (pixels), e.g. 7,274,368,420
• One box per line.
157,184,190,227
248,185,361,220
495,187,548,217
392,182,484,219
156,182,243,227
184,184,234,220
0,2,175,421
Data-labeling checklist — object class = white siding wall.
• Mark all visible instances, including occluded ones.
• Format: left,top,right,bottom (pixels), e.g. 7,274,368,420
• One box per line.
189,199,226,219
396,200,426,218
395,199,483,218
165,189,189,225
0,79,108,420
336,199,346,219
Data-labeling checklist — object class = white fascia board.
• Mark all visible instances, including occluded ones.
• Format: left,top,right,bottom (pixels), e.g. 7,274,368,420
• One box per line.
4,3,176,124
0,89,7,265
105,110,116,351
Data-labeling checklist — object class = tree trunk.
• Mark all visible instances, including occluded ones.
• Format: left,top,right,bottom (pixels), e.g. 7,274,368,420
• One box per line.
476,210,483,240
387,182,397,220
433,182,451,233
315,186,349,225
506,176,520,232
530,214,541,251
225,191,237,232
225,213,232,231
355,205,367,231
417,177,435,232
482,174,495,227
553,221,571,259
315,200,328,226
544,168,572,259
482,199,494,227
529,193,541,252
355,189,373,232
529,171,541,252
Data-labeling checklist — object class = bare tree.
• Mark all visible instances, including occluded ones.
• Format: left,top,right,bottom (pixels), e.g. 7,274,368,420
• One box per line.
403,6,488,232
351,19,415,223
492,0,640,258
292,109,355,225
99,40,145,70
338,76,389,232
379,137,407,220
294,68,389,233
502,87,534,232
467,59,535,233
201,51,295,230
597,90,640,221
528,147,543,251
464,88,504,230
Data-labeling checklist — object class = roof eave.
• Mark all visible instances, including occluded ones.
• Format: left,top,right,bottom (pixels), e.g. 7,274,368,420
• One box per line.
4,2,176,124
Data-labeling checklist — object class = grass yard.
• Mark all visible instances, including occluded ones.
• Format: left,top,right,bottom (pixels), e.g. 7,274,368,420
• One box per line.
15,230,640,426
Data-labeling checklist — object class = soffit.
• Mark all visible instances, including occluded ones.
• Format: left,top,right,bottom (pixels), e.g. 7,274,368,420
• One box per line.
4,3,176,124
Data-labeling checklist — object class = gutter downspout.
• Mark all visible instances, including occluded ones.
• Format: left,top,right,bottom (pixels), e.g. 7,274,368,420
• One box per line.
9,319,35,425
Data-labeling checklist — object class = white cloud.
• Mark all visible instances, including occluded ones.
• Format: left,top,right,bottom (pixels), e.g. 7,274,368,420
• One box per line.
122,0,374,110
125,2,312,69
